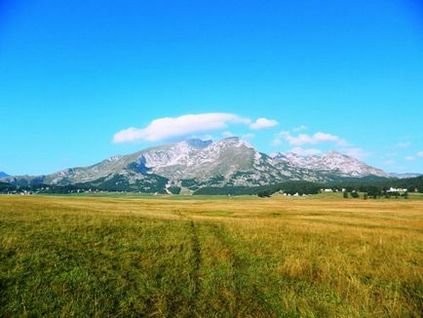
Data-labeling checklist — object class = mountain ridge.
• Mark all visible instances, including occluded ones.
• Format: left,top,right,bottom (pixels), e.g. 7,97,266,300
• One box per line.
388,172,422,179
0,137,395,192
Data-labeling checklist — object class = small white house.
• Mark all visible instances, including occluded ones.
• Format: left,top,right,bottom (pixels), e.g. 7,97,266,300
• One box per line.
387,187,407,193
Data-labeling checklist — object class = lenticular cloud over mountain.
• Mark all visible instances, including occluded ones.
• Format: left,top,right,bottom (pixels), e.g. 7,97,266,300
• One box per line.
113,113,279,143
113,113,250,143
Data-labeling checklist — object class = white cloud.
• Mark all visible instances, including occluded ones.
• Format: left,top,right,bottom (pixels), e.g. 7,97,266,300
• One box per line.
249,117,278,130
272,128,371,161
275,131,346,146
417,151,423,158
405,156,415,161
113,113,250,143
290,147,322,156
113,113,280,143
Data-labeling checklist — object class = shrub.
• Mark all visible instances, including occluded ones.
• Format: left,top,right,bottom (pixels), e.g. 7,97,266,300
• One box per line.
258,190,272,198
351,191,360,198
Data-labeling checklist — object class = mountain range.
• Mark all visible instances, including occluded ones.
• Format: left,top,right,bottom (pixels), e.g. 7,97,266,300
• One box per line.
387,172,422,179
0,172,8,178
0,137,394,193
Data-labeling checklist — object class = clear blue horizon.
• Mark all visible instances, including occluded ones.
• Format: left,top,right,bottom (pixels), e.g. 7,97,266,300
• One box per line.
1,0,422,175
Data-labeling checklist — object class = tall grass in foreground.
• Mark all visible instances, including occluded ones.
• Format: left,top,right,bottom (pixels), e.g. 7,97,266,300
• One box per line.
0,195,422,317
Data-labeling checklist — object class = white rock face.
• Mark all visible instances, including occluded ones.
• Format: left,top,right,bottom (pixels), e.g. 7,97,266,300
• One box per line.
272,151,387,178
141,137,266,182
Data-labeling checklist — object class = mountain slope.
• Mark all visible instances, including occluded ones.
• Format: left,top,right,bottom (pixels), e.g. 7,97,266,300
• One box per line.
1,137,391,192
0,172,8,178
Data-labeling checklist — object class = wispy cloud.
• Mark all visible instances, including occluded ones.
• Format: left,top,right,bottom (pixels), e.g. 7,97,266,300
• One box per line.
249,118,278,130
292,125,307,132
417,151,423,158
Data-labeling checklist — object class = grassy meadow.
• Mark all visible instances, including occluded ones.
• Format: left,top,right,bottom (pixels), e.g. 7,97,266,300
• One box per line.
0,194,422,317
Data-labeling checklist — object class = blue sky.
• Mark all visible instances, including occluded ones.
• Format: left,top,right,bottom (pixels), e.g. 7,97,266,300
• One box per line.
0,0,422,175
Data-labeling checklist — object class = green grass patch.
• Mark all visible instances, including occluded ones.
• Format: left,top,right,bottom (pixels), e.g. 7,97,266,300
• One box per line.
0,195,422,317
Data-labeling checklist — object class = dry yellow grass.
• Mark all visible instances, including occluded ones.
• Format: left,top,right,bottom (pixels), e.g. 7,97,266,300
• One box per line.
0,194,422,317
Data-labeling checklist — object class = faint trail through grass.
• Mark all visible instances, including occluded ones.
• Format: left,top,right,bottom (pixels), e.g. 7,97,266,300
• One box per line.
207,223,242,317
